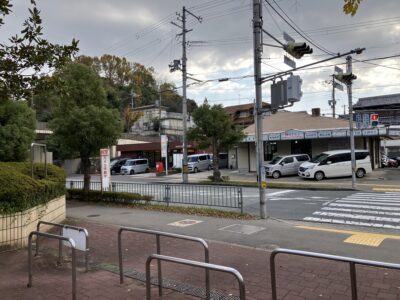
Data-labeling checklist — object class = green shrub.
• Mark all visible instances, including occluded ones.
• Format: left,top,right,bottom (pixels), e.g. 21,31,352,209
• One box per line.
0,162,66,213
67,189,152,204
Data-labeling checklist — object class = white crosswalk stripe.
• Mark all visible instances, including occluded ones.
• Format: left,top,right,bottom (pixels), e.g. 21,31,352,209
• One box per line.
304,192,400,229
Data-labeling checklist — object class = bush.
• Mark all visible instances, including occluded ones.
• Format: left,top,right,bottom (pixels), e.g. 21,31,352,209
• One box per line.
67,189,152,204
0,162,66,213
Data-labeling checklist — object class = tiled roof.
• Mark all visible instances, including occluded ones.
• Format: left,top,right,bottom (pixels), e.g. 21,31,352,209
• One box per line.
354,93,400,108
224,102,270,115
243,111,352,134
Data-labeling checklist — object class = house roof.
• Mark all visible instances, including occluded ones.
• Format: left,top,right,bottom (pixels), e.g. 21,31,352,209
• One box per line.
354,93,400,108
224,102,270,115
243,111,352,134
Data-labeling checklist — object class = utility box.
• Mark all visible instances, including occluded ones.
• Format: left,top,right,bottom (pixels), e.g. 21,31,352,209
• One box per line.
271,80,288,110
287,75,303,103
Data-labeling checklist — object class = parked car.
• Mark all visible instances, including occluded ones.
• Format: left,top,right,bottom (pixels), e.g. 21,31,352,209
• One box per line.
381,154,399,168
120,158,149,175
264,154,310,179
298,150,372,181
110,158,129,175
187,154,212,173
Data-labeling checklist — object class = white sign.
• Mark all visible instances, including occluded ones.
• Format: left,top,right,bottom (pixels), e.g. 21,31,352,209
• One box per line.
281,130,304,140
362,129,378,136
268,133,281,141
62,228,87,251
304,131,318,139
100,148,110,190
332,130,347,137
161,135,168,158
389,129,400,136
318,131,332,138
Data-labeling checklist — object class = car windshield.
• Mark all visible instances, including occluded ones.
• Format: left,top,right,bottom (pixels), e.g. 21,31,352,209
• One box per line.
310,153,330,163
269,156,282,165
188,156,198,163
110,160,119,167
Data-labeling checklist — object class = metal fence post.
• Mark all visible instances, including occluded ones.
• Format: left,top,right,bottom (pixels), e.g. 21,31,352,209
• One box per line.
112,182,116,192
156,234,163,296
238,187,243,214
164,185,171,206
70,181,74,189
349,262,358,300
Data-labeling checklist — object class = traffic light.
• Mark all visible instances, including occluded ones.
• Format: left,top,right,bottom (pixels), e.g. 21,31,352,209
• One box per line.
334,72,357,85
370,113,379,127
284,42,313,59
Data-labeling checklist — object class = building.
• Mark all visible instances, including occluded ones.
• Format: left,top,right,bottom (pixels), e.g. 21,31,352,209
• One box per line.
224,102,270,129
231,110,386,172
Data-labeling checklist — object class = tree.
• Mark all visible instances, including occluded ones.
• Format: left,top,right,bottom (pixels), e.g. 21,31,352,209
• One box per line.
343,0,363,16
0,100,35,161
49,63,122,194
122,106,143,132
187,103,245,181
0,0,78,103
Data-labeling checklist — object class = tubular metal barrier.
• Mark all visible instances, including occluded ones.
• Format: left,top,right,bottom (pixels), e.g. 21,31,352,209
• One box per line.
28,231,77,300
36,221,90,272
118,227,210,299
270,248,400,300
145,254,246,300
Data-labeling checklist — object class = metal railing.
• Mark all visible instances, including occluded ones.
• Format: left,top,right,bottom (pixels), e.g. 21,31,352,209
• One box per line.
28,231,77,300
118,227,210,299
36,221,89,272
67,180,243,212
270,248,400,300
146,254,246,300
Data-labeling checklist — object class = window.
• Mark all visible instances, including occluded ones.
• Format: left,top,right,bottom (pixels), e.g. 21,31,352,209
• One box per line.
283,157,294,164
296,155,309,162
199,155,207,161
356,152,369,160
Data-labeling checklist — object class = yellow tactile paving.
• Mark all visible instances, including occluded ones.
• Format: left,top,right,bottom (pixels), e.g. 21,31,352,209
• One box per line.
296,225,400,247
372,188,400,192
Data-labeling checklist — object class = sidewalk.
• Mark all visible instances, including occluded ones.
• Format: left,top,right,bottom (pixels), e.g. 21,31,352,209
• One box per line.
2,218,400,299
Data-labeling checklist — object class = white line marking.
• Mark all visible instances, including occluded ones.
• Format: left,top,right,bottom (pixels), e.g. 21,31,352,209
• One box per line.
303,217,400,230
268,190,294,196
321,207,400,216
337,200,400,206
329,203,400,211
313,211,400,223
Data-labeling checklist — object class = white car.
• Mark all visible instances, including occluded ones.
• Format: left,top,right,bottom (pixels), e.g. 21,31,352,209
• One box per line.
187,154,212,173
121,159,149,175
298,150,372,181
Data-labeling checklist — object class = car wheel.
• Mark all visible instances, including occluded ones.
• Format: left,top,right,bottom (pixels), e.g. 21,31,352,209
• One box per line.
194,167,198,173
356,168,365,178
272,171,281,179
314,171,324,181
129,170,135,175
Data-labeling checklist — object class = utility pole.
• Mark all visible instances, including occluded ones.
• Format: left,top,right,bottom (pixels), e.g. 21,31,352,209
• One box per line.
346,56,357,189
171,7,201,183
252,0,267,219
331,75,336,118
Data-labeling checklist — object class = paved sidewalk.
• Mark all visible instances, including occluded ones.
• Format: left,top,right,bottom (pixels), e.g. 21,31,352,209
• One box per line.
2,219,400,299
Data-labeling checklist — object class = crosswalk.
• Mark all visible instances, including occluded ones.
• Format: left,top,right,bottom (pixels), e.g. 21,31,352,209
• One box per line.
304,192,400,229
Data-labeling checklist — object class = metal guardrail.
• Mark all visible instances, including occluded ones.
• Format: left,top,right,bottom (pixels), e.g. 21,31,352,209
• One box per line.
67,180,243,212
118,227,210,299
270,248,400,300
28,231,77,300
36,221,90,272
145,254,246,300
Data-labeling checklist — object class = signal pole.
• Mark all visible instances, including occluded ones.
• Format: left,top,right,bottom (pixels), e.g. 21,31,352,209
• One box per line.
252,0,267,219
346,56,357,189
171,7,202,183
331,75,336,118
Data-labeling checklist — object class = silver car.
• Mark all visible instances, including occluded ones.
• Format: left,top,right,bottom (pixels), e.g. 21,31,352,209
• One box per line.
265,154,310,179
121,159,149,175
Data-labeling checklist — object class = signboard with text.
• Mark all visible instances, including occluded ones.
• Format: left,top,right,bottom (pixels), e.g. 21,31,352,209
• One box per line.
161,135,168,158
100,148,110,190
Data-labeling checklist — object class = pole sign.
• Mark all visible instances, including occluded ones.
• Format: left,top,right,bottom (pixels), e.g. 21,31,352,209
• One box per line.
161,135,168,158
100,148,110,190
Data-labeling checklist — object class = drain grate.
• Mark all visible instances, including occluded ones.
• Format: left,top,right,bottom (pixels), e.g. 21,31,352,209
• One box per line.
96,263,239,300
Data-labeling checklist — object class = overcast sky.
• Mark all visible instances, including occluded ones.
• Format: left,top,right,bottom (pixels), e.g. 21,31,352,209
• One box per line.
3,0,400,115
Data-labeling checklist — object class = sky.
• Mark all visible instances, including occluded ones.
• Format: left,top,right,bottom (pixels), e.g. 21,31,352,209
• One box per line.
2,0,400,116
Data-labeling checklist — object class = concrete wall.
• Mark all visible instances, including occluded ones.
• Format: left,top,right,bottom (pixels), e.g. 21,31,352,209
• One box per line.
0,196,66,249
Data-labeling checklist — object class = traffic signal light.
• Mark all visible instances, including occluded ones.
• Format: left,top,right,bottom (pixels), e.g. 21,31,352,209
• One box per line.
370,114,379,127
334,72,357,85
284,42,313,59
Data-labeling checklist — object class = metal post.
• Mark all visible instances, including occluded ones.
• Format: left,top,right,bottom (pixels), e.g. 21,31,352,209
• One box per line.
349,262,358,300
346,56,357,189
28,234,33,288
182,6,188,183
332,75,336,118
71,247,77,300
270,252,277,300
238,187,243,214
156,234,163,297
252,0,266,219
118,229,124,284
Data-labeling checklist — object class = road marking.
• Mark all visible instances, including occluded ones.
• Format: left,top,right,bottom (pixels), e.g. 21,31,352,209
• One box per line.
373,188,400,192
312,211,400,223
321,207,400,216
329,203,400,211
268,190,294,196
168,219,203,227
296,225,400,246
303,217,400,230
336,200,400,206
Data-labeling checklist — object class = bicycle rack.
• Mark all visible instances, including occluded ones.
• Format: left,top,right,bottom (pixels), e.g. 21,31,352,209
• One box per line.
146,254,246,300
28,231,77,300
118,226,210,299
270,248,400,300
36,221,90,272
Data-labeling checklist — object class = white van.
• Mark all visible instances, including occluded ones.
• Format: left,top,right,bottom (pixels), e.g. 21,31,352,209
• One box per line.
120,158,149,175
187,154,212,173
264,154,310,179
298,150,372,181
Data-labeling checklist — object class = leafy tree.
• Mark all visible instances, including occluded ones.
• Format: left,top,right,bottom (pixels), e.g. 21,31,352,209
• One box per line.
0,0,78,103
343,0,362,16
122,106,143,133
0,100,35,161
49,63,122,194
187,103,245,181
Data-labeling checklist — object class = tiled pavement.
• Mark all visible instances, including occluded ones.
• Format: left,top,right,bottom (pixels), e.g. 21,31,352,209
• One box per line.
1,219,400,299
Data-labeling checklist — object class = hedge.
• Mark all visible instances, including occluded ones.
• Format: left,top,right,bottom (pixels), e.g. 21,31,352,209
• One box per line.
67,189,152,203
0,162,66,213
